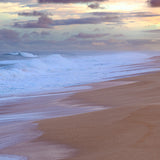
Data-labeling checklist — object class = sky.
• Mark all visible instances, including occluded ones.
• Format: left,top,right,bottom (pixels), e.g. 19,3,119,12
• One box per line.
0,0,160,53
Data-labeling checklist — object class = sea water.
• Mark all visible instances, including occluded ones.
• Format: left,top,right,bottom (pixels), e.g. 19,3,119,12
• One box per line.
0,51,156,98
0,51,159,160
0,155,26,160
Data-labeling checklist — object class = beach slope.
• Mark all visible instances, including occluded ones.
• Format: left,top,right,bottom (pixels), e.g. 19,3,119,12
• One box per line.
38,71,160,160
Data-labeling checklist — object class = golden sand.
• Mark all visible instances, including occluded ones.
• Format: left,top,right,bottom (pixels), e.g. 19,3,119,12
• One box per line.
38,71,160,160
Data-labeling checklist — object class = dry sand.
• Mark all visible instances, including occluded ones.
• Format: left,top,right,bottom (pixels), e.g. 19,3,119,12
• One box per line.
38,71,160,160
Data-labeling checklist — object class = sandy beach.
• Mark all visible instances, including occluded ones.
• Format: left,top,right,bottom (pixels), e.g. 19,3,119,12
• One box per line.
36,71,160,160
1,0,160,159
1,70,160,160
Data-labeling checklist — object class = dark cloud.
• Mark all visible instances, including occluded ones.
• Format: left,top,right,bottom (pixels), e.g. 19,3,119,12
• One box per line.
88,3,104,9
113,34,124,37
0,28,53,52
18,11,52,17
0,29,50,45
22,31,50,40
133,12,160,17
0,29,20,42
74,32,109,38
149,0,160,7
127,39,154,45
53,16,119,25
41,31,50,36
14,15,53,28
144,29,160,33
91,11,160,17
14,14,120,28
14,11,160,29
30,31,50,36
0,0,34,3
38,0,105,3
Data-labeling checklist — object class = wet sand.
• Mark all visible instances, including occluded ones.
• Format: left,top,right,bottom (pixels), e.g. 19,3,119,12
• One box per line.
37,71,160,160
0,86,106,159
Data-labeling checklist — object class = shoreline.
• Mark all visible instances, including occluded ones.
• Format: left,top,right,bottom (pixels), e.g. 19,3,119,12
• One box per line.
1,53,160,102
0,80,115,160
1,70,160,159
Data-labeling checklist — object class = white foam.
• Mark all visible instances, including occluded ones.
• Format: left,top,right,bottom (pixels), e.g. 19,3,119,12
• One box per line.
0,52,155,97
8,52,38,58
19,52,38,58
8,52,19,56
0,106,106,123
0,155,26,160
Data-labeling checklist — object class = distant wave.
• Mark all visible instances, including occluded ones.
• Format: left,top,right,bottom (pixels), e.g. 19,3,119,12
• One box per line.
8,52,38,58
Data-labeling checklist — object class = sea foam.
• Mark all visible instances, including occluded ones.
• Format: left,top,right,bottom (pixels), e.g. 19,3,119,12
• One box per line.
8,52,38,58
0,155,26,160
0,52,154,97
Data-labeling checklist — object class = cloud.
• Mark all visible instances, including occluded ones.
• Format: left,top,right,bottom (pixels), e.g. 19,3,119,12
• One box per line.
22,31,50,40
14,15,53,28
88,3,104,9
149,0,160,7
0,29,50,45
38,0,105,3
113,34,124,37
92,42,105,46
41,31,50,36
14,14,120,28
18,11,52,17
0,29,20,42
14,11,160,29
132,12,160,17
144,29,160,33
26,31,50,37
91,11,160,17
0,0,36,3
53,16,119,25
0,28,53,52
74,32,109,38
127,39,155,45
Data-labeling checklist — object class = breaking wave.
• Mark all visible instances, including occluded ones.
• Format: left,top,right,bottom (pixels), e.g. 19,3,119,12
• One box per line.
7,52,38,58
0,52,154,97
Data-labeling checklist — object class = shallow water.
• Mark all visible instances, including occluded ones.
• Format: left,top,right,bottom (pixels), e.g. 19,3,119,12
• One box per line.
0,91,106,151
0,51,160,159
0,155,27,160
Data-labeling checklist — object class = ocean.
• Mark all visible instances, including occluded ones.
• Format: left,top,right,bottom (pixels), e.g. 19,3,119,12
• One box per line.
0,51,157,98
0,51,160,160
